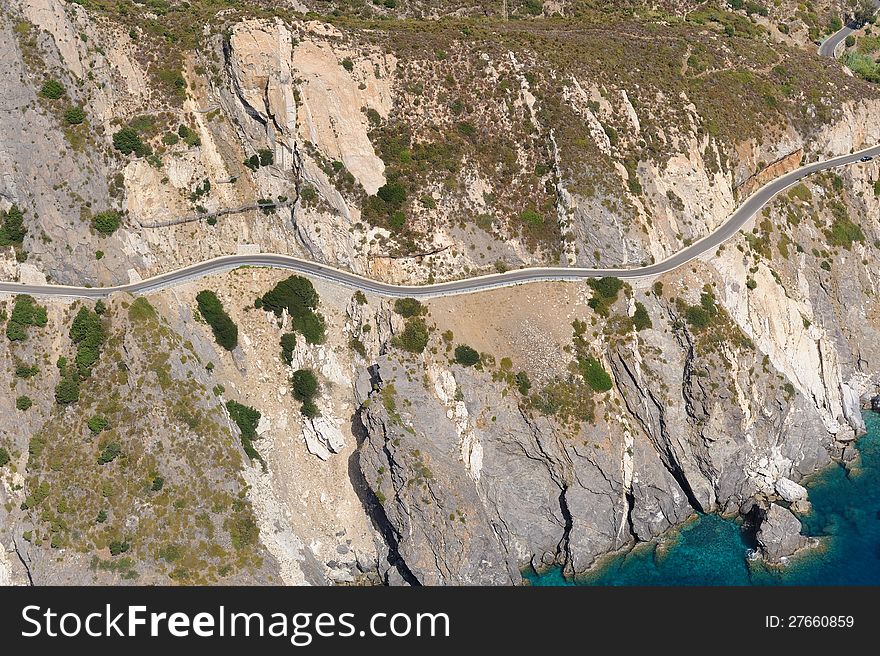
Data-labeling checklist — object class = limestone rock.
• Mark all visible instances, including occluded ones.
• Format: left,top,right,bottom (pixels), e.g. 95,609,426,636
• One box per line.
757,504,811,563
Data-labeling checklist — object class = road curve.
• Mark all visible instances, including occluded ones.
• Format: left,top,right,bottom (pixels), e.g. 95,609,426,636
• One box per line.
2,144,879,300
818,21,857,58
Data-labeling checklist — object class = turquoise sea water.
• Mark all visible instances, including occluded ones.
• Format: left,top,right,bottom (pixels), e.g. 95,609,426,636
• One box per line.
526,411,880,586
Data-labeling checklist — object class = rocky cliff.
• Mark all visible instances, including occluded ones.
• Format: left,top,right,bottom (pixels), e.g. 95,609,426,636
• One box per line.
2,0,880,585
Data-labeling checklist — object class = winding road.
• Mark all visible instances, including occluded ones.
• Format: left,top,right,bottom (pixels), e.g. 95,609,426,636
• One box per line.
1,39,879,300
818,21,859,58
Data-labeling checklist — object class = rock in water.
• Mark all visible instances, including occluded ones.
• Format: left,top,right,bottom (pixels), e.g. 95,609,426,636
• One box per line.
756,504,810,563
871,395,880,413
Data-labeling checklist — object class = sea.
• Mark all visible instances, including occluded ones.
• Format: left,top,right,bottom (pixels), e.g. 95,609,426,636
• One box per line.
525,411,880,585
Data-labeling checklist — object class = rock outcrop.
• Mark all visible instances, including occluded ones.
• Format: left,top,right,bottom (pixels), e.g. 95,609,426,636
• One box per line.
756,504,812,563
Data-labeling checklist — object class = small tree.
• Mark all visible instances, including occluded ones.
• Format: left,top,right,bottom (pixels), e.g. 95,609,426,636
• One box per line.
16,395,33,411
632,302,652,331
92,210,121,235
454,345,480,367
393,297,424,317
280,332,297,364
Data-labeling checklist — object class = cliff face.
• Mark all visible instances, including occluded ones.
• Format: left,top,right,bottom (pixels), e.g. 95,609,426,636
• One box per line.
2,1,880,585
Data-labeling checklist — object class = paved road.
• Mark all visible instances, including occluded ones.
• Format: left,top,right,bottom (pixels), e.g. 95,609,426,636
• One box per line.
818,21,858,58
2,145,879,300
819,5,880,58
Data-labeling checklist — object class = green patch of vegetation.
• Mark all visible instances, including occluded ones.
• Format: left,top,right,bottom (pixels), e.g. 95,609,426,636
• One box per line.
6,295,47,342
259,276,325,345
226,400,265,468
515,371,532,395
70,306,107,378
454,344,480,366
393,297,425,317
16,395,33,411
519,209,544,229
393,317,430,354
128,297,157,322
112,127,151,157
39,79,65,99
64,106,85,125
578,356,613,392
0,447,9,467
846,52,880,83
87,415,109,434
97,441,122,465
825,213,866,250
632,302,652,331
15,363,39,378
587,277,623,317
280,332,297,365
0,205,27,247
291,369,319,418
91,209,121,235
244,148,273,171
196,290,238,351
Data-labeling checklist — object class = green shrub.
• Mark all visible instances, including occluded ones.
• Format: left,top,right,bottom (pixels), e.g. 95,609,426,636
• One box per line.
685,306,711,329
587,277,624,316
228,513,259,550
112,127,150,156
0,447,9,467
196,290,238,351
108,539,130,556
393,297,424,317
151,476,164,492
226,400,264,465
87,415,109,434
92,210,121,235
16,395,33,411
6,295,46,341
826,218,866,250
393,317,429,354
341,57,354,72
70,306,106,378
515,371,532,395
64,106,85,125
579,356,613,392
454,344,480,366
98,441,122,465
54,374,80,405
292,369,319,402
261,275,319,317
0,204,27,246
96,509,107,523
291,369,319,417
293,311,326,345
40,79,65,99
15,364,38,378
226,400,261,441
520,209,544,229
632,302,652,331
377,181,407,206
280,332,297,364
589,277,623,299
162,131,180,145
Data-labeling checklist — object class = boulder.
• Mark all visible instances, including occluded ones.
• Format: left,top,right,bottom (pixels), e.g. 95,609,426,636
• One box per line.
775,477,810,513
756,504,811,563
